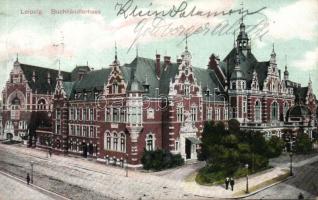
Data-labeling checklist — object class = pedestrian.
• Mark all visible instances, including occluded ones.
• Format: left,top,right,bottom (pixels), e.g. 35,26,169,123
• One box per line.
26,173,30,185
230,177,235,191
225,177,230,190
49,148,52,157
298,193,304,200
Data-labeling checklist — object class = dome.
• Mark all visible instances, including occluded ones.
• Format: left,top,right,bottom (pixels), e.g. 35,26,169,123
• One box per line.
230,69,245,80
284,70,289,76
288,105,311,117
181,49,192,61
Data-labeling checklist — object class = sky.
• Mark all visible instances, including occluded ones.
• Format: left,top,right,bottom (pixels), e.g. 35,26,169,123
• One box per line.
0,0,317,95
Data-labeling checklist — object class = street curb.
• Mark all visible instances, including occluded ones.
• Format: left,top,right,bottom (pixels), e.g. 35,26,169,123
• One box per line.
193,173,292,199
0,170,71,200
232,174,292,199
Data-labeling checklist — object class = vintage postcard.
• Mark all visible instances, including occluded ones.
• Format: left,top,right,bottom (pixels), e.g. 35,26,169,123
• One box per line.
0,0,317,199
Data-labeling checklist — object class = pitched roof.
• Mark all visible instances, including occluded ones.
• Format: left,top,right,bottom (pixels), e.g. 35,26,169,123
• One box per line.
73,68,111,92
293,86,308,104
221,48,270,90
19,63,71,93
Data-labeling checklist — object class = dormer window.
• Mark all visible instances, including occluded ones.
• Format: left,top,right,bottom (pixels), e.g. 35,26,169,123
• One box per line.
112,82,119,94
184,84,190,96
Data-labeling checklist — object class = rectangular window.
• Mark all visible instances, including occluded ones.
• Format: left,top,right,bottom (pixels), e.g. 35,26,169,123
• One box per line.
105,108,111,122
177,107,184,122
56,110,61,120
207,108,212,120
243,97,247,114
113,108,119,122
82,109,87,121
129,107,142,124
90,126,93,138
76,109,80,120
191,107,197,121
184,85,190,96
89,109,94,121
76,125,80,137
120,108,126,123
216,108,220,120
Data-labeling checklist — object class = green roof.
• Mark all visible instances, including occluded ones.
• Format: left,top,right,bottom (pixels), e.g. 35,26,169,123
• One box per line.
20,63,71,93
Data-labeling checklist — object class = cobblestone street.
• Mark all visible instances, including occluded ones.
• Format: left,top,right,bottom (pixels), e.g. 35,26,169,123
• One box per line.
0,172,57,200
245,161,318,199
0,143,318,199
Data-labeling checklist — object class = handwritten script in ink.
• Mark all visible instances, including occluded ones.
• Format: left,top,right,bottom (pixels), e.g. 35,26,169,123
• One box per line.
115,0,269,52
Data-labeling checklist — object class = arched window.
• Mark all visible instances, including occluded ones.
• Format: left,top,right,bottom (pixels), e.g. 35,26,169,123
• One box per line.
113,133,118,151
120,133,126,152
11,96,21,110
283,102,289,120
112,82,118,94
37,99,46,110
105,132,111,150
146,134,155,151
271,101,279,121
231,82,236,90
255,100,262,122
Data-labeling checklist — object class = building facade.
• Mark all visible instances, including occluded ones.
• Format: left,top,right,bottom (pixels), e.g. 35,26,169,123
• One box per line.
1,21,317,167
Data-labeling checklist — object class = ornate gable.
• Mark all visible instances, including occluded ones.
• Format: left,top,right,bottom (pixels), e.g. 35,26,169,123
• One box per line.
104,45,127,95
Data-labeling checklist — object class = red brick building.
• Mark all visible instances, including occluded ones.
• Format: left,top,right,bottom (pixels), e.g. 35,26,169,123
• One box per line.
1,21,317,167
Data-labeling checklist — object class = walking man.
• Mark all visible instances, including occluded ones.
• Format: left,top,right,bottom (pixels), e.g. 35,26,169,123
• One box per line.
225,177,230,190
230,177,235,191
26,173,30,185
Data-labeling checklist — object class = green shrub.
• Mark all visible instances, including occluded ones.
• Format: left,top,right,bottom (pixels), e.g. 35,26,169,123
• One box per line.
295,133,312,154
266,136,284,158
141,149,184,171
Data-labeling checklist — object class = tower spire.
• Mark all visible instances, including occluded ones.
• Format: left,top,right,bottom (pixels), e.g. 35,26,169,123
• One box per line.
115,41,118,61
16,53,19,62
284,55,289,80
233,30,236,48
185,33,188,51
136,44,139,57
240,2,244,24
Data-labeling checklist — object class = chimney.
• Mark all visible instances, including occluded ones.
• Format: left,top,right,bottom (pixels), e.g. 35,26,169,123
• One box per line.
32,71,36,82
47,72,51,84
177,58,182,65
156,54,160,79
208,54,218,70
164,56,171,65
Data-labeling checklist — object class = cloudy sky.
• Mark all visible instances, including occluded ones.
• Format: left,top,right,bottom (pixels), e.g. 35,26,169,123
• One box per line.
0,0,317,95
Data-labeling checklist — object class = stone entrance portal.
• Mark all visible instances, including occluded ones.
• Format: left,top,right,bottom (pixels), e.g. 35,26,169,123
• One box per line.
179,111,201,161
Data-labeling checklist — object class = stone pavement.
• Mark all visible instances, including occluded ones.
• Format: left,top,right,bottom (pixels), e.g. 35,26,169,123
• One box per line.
1,143,318,199
0,171,56,200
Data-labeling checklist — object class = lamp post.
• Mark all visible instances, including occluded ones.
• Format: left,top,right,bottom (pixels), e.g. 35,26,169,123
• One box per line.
30,161,34,184
213,88,219,110
125,153,128,177
217,94,227,120
245,163,249,193
289,152,293,176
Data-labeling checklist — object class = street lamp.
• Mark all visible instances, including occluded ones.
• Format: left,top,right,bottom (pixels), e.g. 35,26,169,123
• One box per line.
213,88,219,110
125,153,128,177
245,163,249,193
289,152,293,176
30,161,34,184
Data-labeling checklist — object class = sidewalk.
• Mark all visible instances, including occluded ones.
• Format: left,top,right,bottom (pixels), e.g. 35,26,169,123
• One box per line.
0,170,68,200
1,143,317,199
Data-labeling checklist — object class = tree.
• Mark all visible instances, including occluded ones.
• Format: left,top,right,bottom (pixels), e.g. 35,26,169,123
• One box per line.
295,133,312,154
266,136,285,158
228,119,240,134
